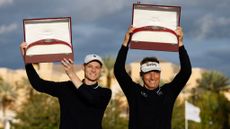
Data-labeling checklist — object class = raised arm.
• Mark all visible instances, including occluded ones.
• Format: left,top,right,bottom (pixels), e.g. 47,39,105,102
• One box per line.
166,27,192,97
20,42,69,97
114,26,138,98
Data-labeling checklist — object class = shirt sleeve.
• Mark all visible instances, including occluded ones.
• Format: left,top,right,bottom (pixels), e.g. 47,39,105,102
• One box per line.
165,46,192,99
77,86,112,108
114,45,138,99
25,63,70,97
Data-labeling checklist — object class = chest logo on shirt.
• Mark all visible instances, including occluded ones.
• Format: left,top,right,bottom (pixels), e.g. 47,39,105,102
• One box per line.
140,89,163,98
141,91,148,98
156,88,163,96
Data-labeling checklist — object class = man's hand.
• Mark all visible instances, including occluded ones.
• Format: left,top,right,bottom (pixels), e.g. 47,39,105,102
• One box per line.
122,26,135,47
61,58,82,88
20,42,27,56
175,27,183,47
61,58,75,77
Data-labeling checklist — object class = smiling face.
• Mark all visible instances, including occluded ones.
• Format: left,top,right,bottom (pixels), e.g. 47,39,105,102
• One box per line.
142,71,161,90
140,57,161,90
84,61,102,83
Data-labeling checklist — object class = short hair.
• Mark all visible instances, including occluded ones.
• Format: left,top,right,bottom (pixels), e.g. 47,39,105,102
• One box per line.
140,57,159,65
140,57,160,76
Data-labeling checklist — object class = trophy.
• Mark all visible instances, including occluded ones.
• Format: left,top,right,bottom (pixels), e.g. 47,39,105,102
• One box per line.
130,3,181,52
23,17,74,63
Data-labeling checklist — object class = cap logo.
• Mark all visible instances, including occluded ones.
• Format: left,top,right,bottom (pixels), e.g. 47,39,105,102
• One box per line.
141,62,161,73
146,63,156,67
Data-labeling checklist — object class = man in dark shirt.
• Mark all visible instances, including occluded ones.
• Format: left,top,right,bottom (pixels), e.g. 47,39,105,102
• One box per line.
114,26,192,129
20,43,111,129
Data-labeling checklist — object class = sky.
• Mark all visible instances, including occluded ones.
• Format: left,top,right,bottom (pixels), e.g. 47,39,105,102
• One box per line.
0,0,230,77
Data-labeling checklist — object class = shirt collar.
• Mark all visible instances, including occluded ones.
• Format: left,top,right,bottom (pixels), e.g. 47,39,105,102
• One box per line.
82,79,99,89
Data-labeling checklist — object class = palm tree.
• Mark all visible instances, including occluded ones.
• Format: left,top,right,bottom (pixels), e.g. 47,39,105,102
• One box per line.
192,71,230,129
103,56,115,88
196,71,230,92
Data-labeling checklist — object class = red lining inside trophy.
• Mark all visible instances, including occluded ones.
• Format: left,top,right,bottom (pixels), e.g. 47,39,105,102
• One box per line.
133,26,177,36
26,39,72,50
24,38,74,63
130,26,179,52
